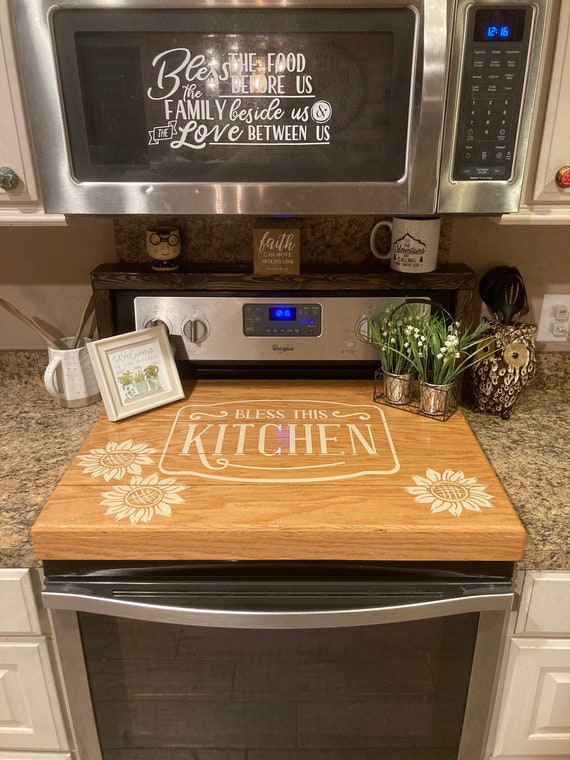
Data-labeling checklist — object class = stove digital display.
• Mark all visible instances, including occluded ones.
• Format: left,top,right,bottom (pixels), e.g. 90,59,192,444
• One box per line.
269,306,296,321
243,302,322,337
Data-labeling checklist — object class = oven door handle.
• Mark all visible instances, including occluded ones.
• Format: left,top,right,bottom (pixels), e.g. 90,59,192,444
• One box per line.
42,590,514,629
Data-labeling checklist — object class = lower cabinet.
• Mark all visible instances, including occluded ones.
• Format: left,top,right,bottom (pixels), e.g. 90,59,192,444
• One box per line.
491,571,570,758
0,570,70,760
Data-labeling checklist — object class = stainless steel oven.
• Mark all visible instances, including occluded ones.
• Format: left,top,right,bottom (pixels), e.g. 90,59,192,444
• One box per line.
46,560,514,760
41,265,515,760
11,0,549,215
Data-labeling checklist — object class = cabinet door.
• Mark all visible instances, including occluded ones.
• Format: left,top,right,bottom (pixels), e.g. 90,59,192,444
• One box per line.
0,571,41,636
516,571,570,636
492,638,570,757
0,0,39,205
0,640,68,751
0,1,64,223
531,1,570,206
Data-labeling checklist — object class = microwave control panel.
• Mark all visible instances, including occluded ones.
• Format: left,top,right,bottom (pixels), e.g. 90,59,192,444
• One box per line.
452,5,532,182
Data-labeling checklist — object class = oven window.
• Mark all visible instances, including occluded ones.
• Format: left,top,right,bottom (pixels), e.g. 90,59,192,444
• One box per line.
78,612,478,759
54,9,415,184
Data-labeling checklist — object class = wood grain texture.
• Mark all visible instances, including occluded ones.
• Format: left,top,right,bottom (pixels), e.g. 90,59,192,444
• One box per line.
32,380,524,561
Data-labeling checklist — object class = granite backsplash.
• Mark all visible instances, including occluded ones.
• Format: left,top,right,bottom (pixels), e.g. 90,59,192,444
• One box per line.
112,215,453,266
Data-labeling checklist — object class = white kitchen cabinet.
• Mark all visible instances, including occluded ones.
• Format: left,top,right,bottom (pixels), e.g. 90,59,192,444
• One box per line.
501,0,570,224
0,1,64,225
490,571,570,758
0,755,71,760
0,570,69,758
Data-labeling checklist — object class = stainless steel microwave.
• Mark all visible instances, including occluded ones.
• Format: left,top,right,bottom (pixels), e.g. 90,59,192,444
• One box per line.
11,0,549,216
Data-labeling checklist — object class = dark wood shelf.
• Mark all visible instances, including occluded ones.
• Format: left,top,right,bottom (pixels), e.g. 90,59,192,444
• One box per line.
91,262,476,338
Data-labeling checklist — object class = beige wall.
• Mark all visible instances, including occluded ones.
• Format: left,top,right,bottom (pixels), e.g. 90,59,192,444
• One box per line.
0,218,116,349
1,215,569,351
449,217,570,352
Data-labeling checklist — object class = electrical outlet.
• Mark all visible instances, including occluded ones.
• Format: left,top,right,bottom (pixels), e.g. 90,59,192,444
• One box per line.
536,294,570,342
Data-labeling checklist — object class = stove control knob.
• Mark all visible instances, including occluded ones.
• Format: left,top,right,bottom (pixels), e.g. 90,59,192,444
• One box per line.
355,315,372,342
182,318,209,344
145,318,170,333
555,166,570,188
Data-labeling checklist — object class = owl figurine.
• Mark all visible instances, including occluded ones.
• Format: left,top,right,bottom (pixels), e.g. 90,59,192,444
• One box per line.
471,321,536,419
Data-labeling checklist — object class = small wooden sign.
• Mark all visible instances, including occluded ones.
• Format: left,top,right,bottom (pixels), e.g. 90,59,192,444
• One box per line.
253,219,300,275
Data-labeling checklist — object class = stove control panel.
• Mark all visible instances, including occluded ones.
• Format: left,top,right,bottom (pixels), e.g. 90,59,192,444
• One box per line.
134,295,411,362
243,303,322,337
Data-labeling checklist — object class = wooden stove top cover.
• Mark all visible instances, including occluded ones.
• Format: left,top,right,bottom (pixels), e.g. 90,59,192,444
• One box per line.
32,380,525,561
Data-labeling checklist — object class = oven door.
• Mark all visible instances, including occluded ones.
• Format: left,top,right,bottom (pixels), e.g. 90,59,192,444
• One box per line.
45,561,513,760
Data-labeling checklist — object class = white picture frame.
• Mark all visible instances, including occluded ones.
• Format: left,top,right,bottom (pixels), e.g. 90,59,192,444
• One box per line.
86,325,184,421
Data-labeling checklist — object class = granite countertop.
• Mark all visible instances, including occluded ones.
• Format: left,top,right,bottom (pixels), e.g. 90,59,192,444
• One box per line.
1,350,568,570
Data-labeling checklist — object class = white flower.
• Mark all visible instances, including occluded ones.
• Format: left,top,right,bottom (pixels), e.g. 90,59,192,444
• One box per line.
405,467,495,517
100,473,188,524
77,440,157,482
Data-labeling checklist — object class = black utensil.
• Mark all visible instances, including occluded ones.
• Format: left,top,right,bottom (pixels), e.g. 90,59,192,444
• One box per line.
493,268,529,325
479,265,513,318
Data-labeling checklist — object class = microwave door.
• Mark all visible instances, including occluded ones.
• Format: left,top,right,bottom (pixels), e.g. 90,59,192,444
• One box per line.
12,0,450,216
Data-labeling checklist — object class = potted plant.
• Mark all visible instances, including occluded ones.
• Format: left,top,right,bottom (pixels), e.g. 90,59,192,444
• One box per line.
402,309,491,416
116,370,137,400
144,364,161,391
367,302,427,404
133,369,149,395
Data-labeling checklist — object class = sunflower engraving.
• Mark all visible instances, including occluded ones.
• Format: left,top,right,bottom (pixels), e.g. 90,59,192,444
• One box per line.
405,467,495,517
100,473,188,524
77,440,157,482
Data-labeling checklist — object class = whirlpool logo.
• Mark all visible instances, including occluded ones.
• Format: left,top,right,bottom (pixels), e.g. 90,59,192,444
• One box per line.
272,344,294,352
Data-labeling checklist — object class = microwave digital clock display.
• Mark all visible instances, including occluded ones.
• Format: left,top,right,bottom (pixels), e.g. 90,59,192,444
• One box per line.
474,8,526,42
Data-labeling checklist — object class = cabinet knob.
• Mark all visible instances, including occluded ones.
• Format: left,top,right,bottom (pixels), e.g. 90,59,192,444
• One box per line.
555,166,570,188
0,167,20,191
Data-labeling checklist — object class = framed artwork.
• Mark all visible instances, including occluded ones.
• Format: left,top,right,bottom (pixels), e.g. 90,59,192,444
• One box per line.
87,325,184,421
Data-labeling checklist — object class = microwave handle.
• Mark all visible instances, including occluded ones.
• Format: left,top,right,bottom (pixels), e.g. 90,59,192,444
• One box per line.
42,589,513,629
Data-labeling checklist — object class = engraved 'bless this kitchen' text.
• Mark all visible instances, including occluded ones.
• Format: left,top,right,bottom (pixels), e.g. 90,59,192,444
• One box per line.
179,407,378,469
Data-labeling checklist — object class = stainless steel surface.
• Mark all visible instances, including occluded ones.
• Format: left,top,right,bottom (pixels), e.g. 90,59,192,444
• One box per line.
43,589,513,628
134,294,407,362
12,0,447,216
50,611,104,760
457,609,511,760
12,0,547,216
48,572,514,760
438,0,549,214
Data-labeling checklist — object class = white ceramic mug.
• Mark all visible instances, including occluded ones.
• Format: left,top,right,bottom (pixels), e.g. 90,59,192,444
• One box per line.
370,216,441,273
43,338,101,408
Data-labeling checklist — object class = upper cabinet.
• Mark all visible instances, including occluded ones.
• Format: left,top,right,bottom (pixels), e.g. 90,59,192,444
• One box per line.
0,0,64,225
501,0,570,224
